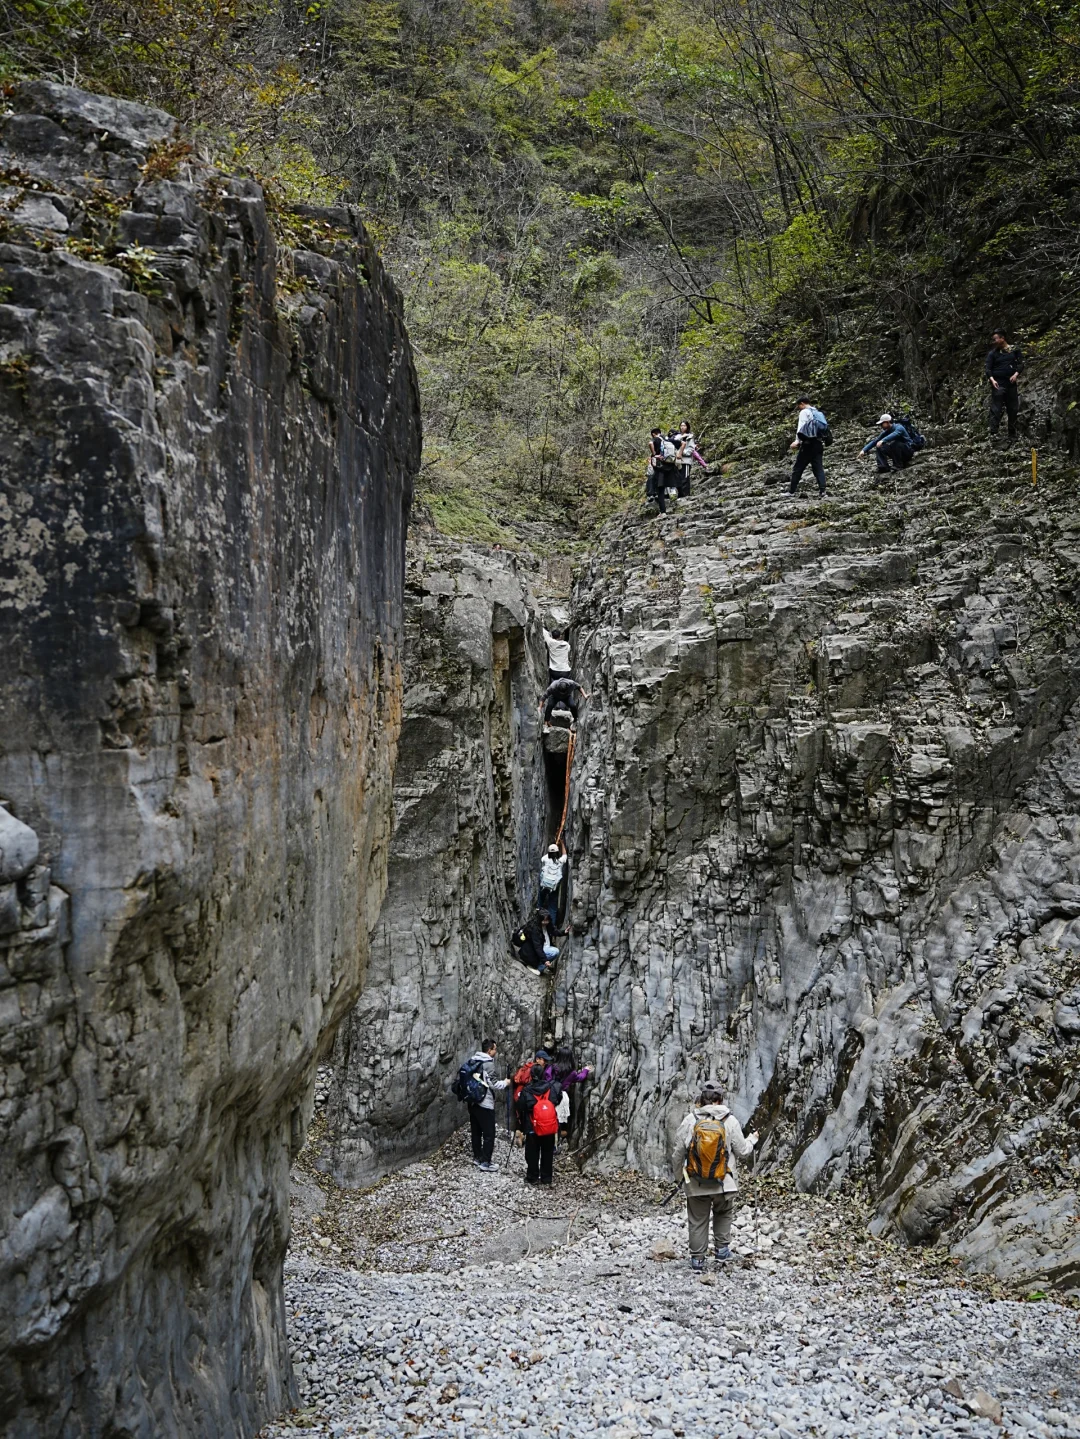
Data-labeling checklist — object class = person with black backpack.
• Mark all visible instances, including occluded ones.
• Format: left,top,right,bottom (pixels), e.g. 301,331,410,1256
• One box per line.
645,427,677,515
672,1081,758,1271
788,397,829,498
516,1063,564,1186
452,1040,511,1171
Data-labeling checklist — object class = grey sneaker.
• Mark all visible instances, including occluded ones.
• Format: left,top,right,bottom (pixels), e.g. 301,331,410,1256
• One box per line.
478,1162,498,1172
715,1245,732,1262
690,1256,706,1273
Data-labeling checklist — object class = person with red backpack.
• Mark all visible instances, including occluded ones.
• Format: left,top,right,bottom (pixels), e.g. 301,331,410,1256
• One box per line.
672,1081,758,1271
515,1063,564,1185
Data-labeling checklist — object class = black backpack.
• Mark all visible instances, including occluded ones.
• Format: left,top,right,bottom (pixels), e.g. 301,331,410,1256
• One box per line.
451,1059,486,1104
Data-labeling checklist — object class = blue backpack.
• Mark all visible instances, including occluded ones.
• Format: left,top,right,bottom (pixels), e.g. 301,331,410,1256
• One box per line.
451,1059,487,1104
895,413,926,451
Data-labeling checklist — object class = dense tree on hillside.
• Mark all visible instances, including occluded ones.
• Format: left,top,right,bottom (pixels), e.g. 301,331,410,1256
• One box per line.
4,0,1078,537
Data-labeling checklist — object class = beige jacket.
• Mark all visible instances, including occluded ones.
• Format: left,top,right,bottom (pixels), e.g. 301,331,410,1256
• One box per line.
673,1103,756,1195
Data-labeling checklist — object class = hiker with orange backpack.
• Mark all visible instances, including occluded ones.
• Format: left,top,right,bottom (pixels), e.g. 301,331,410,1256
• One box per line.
516,1062,563,1186
672,1081,758,1271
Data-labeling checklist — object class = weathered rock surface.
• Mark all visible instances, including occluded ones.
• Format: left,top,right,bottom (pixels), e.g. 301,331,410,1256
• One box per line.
558,440,1080,1288
0,83,418,1437
324,537,550,1184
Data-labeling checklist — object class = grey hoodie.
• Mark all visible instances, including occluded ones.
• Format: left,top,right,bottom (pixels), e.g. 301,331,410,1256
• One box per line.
672,1103,756,1195
469,1052,511,1111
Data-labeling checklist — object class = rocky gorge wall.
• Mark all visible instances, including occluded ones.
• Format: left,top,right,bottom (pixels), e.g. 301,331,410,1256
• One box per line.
324,535,550,1185
557,439,1080,1290
0,83,418,1438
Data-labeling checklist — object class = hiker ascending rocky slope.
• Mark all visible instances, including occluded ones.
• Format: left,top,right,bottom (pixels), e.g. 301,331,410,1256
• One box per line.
0,83,418,1437
557,434,1080,1291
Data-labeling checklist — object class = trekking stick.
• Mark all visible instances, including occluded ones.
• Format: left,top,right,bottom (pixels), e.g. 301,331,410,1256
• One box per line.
657,1183,683,1207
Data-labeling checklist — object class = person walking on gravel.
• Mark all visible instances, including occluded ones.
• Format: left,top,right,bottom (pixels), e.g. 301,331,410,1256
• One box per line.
985,328,1023,441
466,1040,510,1171
672,1081,758,1271
516,1063,564,1186
788,397,828,498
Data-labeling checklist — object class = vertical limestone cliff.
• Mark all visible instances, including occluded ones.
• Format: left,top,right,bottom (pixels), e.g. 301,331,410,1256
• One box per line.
324,537,550,1185
0,83,418,1437
558,441,1080,1290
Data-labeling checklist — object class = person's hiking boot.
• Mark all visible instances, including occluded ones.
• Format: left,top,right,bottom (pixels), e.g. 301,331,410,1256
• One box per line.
715,1246,732,1262
690,1256,706,1273
478,1162,498,1172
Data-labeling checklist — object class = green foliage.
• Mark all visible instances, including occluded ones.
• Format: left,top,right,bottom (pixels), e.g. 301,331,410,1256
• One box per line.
9,0,1080,540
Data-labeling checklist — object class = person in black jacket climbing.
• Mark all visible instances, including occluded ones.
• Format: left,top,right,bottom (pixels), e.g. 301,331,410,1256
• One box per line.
511,911,553,974
540,676,589,724
985,329,1023,440
516,1063,564,1185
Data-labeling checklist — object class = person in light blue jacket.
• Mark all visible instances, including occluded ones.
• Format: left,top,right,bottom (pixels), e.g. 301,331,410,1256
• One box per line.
860,413,912,473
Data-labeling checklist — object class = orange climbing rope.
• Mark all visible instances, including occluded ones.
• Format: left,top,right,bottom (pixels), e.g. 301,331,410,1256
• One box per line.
554,727,576,847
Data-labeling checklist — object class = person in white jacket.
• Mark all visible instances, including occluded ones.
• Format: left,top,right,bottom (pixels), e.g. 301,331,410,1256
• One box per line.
672,1081,758,1270
467,1041,511,1171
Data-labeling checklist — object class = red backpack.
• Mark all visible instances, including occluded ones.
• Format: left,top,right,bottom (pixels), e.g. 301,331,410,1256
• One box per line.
532,1090,558,1136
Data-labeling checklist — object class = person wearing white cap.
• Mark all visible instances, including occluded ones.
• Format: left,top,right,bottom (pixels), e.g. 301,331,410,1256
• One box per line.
859,413,913,474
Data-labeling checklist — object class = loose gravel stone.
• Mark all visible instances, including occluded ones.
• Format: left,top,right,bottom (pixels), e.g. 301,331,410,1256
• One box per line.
261,1132,1080,1438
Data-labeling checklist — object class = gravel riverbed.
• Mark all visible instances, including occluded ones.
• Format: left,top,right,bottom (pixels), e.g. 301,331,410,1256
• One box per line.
261,1129,1080,1439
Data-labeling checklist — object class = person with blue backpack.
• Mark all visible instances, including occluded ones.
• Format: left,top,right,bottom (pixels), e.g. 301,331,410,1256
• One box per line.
859,413,914,474
452,1040,511,1171
788,397,829,497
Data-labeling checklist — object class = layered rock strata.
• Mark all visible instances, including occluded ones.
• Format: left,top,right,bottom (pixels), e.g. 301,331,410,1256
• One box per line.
558,440,1080,1288
0,83,418,1437
325,537,549,1185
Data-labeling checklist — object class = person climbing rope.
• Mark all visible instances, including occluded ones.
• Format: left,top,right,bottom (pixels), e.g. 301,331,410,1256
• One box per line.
543,626,572,684
538,840,567,927
510,911,554,973
540,676,589,725
516,1062,564,1186
671,1080,758,1271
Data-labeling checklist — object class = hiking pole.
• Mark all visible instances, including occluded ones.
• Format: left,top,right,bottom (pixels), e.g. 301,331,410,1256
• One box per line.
656,1183,683,1207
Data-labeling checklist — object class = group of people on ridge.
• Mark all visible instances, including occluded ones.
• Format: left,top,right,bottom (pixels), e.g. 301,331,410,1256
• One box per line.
454,1040,591,1185
645,420,709,514
652,330,1024,510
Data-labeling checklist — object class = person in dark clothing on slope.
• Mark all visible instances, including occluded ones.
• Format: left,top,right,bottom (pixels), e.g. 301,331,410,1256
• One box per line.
540,676,589,724
859,413,913,474
511,911,553,973
516,1063,564,1185
985,329,1023,440
646,428,674,514
788,398,828,497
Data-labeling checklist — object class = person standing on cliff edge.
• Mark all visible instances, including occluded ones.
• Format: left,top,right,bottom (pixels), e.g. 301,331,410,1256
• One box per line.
985,328,1023,442
672,1081,758,1271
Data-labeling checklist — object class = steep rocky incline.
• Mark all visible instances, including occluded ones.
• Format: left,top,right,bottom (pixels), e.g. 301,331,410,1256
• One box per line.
0,83,418,1437
324,535,551,1185
559,435,1080,1290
